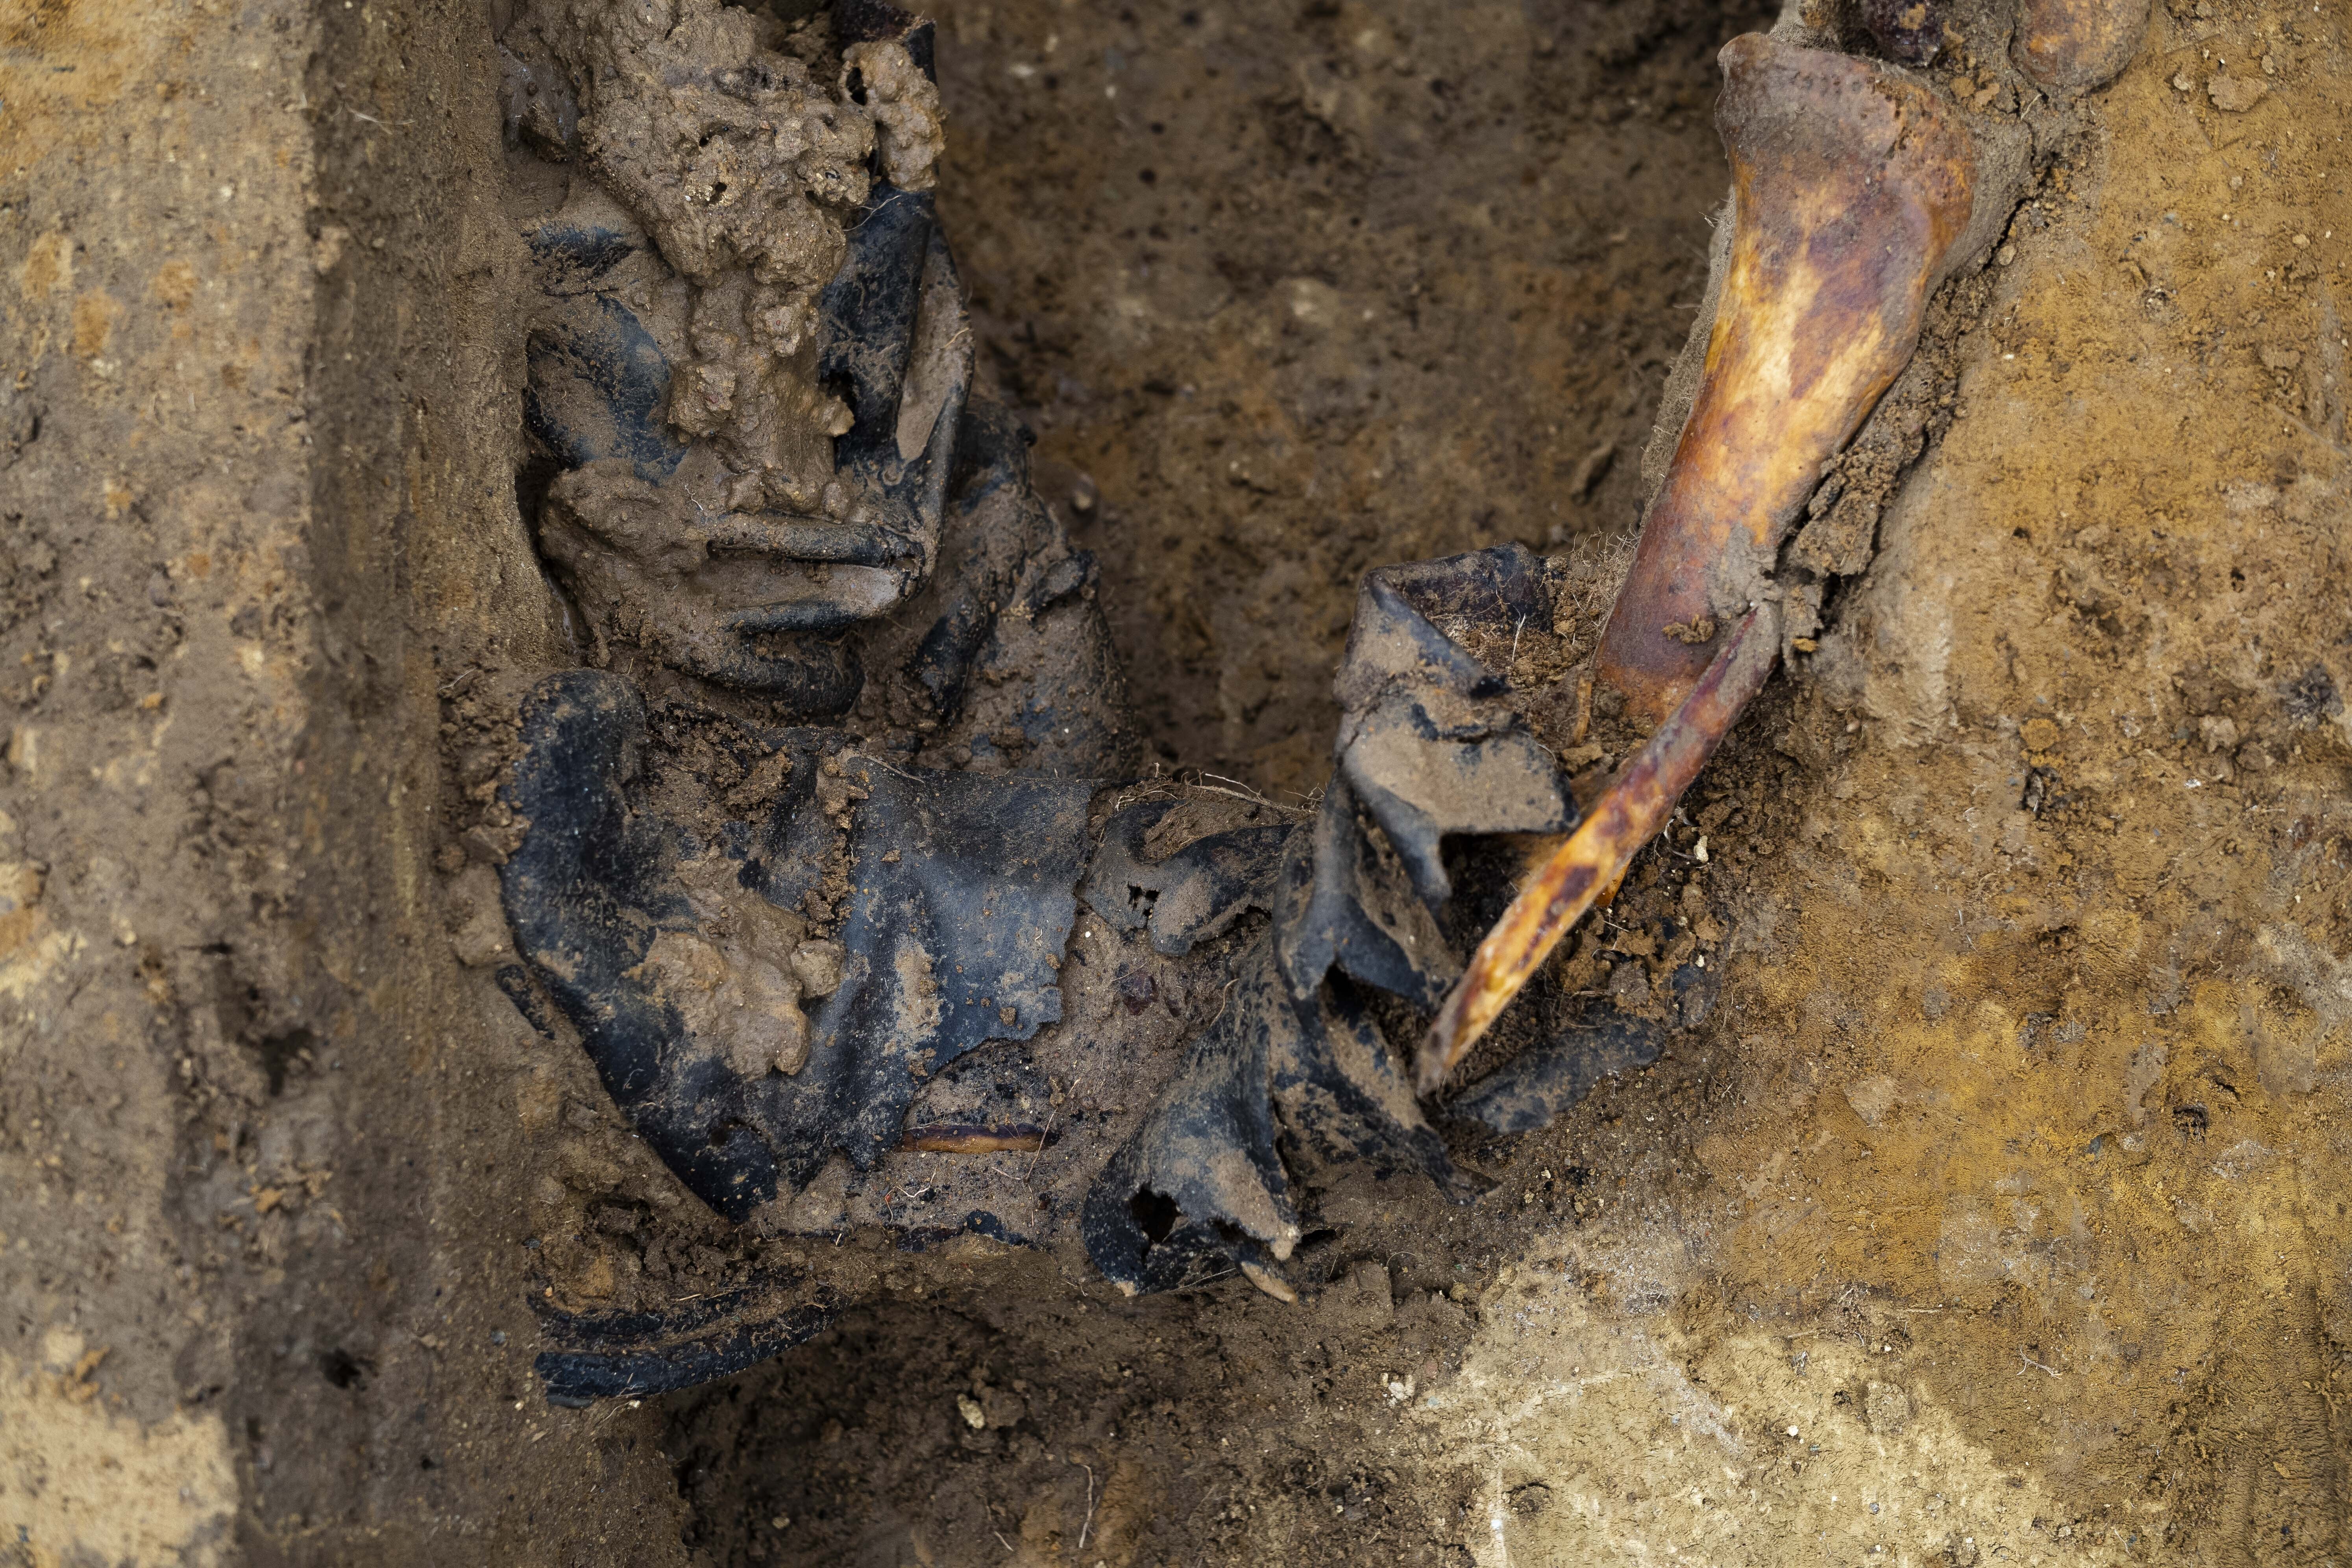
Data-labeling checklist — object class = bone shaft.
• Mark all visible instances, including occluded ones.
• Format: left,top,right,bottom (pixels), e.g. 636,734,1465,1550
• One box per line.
1596,36,1975,722
900,1125,1048,1153
1418,603,1780,1089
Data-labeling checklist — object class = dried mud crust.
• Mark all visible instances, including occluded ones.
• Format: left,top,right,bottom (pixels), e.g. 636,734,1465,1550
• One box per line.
502,0,876,506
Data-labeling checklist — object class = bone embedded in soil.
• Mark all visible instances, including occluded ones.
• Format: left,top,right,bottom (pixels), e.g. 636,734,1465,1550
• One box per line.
1421,602,1781,1085
1598,34,1977,723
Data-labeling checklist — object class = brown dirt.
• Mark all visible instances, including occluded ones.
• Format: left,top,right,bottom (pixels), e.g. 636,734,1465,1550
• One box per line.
939,0,1776,798
6,0,2352,1565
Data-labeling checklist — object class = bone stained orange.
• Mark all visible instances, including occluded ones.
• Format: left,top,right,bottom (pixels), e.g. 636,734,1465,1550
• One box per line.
900,1124,1047,1154
1422,38,1982,1083
2013,0,2152,92
1416,604,1780,1093
1598,36,1974,724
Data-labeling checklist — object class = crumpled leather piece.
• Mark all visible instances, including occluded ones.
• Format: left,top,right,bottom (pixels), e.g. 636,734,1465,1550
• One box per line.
502,671,1093,1221
1079,797,1291,958
1080,543,1589,1294
911,397,1134,776
816,176,969,549
805,755,1093,1166
1334,544,1575,906
521,200,691,483
1275,773,1458,1011
534,1269,841,1408
1444,1012,1664,1136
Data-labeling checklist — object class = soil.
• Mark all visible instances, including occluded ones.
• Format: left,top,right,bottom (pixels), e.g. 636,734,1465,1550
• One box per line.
941,0,1778,798
5,0,2352,1566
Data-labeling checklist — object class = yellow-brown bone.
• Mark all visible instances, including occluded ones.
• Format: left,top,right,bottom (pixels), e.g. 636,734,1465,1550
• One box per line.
1417,603,1780,1093
2013,0,2151,94
1596,36,1975,723
899,1124,1049,1154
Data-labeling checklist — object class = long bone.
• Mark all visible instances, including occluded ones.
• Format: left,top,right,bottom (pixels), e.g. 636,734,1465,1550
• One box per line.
1417,36,1977,1089
1598,35,1975,723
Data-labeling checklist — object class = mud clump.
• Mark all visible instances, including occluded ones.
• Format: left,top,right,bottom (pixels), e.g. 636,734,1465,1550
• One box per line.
510,0,869,494
846,36,948,191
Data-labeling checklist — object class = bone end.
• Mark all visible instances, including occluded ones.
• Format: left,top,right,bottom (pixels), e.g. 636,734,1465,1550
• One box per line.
1713,35,1976,257
1596,39,1973,725
1421,607,1781,1090
2014,0,2152,93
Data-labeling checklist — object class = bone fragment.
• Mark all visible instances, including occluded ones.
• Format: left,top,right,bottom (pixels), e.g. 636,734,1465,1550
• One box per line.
900,1124,1048,1154
1417,603,1780,1091
2013,0,2152,94
1596,35,1975,723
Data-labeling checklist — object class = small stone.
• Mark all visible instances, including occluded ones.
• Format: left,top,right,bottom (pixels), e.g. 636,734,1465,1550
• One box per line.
956,1393,986,1429
790,939,845,997
2207,74,2269,113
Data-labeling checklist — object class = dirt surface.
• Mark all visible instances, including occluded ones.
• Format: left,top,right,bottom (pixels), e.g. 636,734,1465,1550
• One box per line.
6,0,2352,1566
937,0,1776,797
